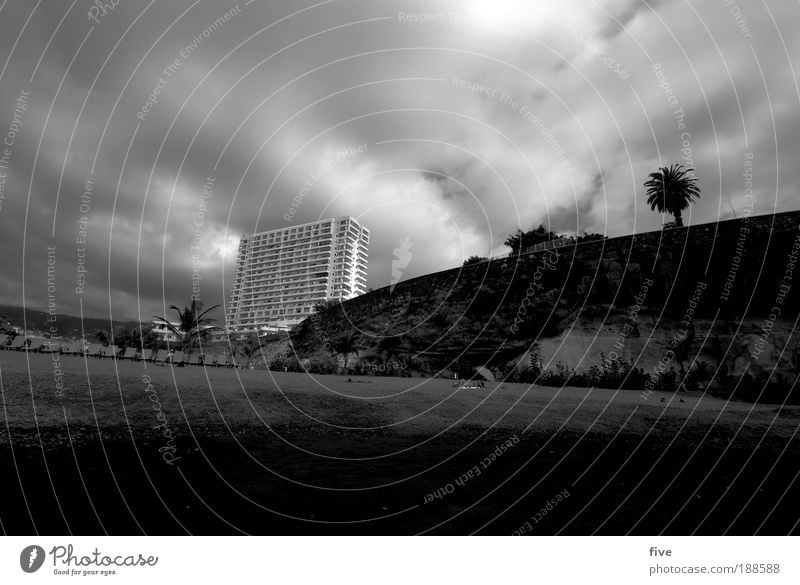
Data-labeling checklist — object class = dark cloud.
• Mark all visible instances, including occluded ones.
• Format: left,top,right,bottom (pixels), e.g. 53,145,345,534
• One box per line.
0,0,797,321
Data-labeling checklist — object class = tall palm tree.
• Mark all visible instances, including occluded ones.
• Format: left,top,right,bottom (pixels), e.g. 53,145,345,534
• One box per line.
644,164,700,227
153,300,220,352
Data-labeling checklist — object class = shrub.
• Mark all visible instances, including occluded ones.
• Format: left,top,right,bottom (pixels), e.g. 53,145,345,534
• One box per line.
306,358,337,375
463,255,488,266
730,371,799,405
622,366,652,390
517,354,544,384
569,354,652,390
269,356,303,372
684,361,714,392
653,368,680,393
537,362,575,387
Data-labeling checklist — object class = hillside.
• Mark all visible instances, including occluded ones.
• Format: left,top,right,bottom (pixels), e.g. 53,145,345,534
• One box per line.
0,305,141,340
283,211,800,402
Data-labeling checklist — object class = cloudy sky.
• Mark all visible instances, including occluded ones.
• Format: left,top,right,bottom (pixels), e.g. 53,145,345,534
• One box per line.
0,0,797,323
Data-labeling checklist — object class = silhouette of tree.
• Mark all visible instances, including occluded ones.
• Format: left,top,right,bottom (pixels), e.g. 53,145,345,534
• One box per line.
644,164,700,227
313,298,341,314
377,334,403,361
577,232,606,243
463,255,487,265
504,225,558,252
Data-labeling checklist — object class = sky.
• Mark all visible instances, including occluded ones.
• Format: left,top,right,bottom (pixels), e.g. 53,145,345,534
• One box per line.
0,0,797,323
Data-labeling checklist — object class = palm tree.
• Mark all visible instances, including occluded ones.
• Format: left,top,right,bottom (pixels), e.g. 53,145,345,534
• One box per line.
644,164,700,227
94,329,111,346
153,300,221,352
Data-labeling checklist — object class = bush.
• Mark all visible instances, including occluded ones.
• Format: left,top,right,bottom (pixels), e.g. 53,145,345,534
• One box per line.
537,362,575,387
684,361,714,392
577,232,606,243
514,354,652,390
463,255,488,266
730,371,799,405
575,354,652,390
516,354,543,384
653,368,680,393
306,357,337,375
268,356,303,372
525,354,651,390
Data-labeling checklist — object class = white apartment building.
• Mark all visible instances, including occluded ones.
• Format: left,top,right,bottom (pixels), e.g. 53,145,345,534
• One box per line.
225,216,369,333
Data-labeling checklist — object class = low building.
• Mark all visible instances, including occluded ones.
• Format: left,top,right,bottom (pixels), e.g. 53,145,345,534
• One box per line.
151,320,224,344
150,320,181,343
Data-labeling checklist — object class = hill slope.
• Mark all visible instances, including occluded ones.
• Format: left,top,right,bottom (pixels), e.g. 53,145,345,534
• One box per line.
0,305,140,340
284,211,800,401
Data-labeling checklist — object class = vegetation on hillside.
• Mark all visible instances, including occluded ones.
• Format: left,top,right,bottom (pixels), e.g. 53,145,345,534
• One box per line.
285,213,799,404
504,224,559,252
0,305,140,339
463,255,487,265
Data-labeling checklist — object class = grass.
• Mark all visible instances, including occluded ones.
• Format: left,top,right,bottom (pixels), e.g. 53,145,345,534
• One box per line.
1,351,798,535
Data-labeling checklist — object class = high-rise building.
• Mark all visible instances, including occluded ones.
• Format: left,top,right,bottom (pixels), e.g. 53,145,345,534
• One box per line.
225,216,369,333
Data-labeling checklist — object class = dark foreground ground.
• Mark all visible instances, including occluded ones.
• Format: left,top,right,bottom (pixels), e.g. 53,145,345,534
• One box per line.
1,352,798,535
